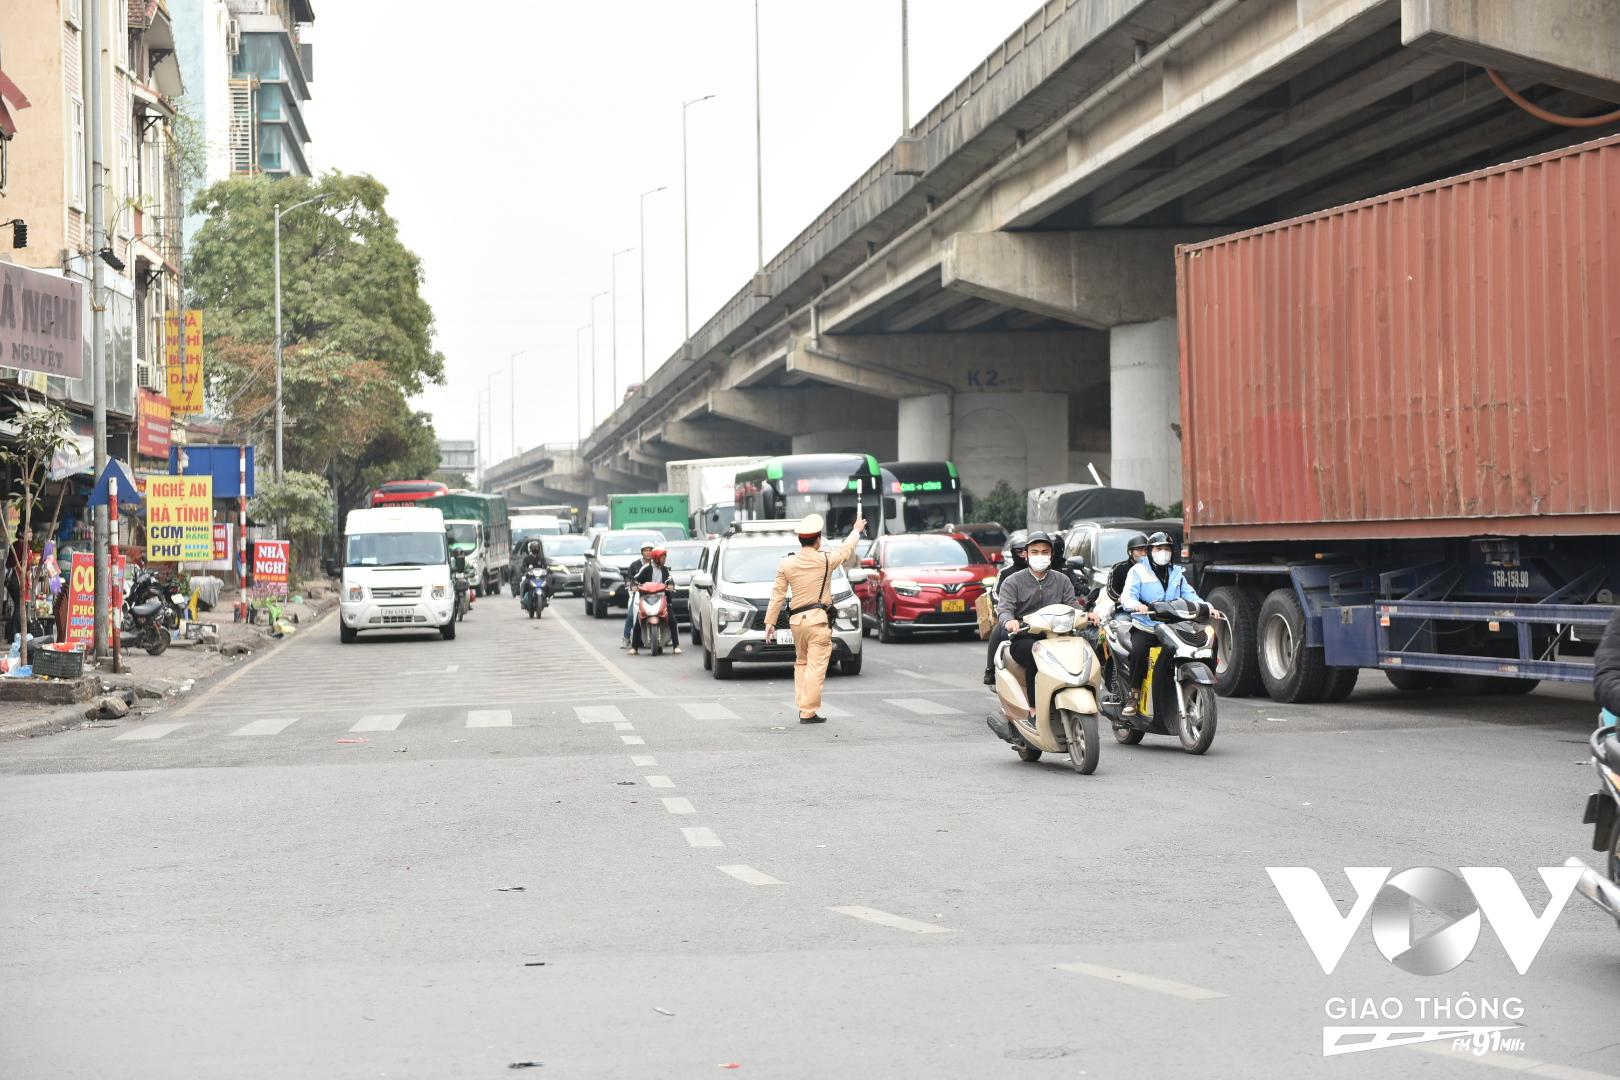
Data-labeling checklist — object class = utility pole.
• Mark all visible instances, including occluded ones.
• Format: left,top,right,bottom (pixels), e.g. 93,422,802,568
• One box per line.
681,94,714,340
274,192,333,481
901,0,911,132
610,248,632,402
755,0,764,272
90,0,109,658
639,187,665,382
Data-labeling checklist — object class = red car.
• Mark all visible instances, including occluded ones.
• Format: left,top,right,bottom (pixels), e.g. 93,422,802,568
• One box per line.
861,532,998,643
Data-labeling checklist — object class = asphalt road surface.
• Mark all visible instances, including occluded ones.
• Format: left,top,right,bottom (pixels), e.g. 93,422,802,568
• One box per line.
3,593,1617,1079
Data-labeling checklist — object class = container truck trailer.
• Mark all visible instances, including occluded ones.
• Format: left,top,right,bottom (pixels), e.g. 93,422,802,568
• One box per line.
1177,134,1619,704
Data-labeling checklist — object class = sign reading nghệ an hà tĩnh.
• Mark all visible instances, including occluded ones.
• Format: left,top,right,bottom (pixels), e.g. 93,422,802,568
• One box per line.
145,475,213,562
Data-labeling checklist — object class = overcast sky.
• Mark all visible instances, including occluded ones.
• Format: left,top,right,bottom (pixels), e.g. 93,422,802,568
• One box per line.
302,1,1040,469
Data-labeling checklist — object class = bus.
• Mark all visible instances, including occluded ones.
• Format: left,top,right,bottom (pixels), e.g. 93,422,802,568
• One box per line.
880,461,966,532
734,454,883,539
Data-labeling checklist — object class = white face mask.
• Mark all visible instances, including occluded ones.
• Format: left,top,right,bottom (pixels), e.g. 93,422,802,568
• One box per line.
1027,555,1051,572
1152,549,1172,566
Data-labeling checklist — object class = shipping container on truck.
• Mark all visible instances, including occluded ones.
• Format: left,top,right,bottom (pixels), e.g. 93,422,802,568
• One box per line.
418,492,511,596
608,493,691,540
1177,134,1620,705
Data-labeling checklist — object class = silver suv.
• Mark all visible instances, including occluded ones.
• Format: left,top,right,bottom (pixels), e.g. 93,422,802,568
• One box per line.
582,529,663,618
689,522,866,679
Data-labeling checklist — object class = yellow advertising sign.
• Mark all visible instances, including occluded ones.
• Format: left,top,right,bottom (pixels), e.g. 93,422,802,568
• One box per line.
145,474,213,561
168,309,204,415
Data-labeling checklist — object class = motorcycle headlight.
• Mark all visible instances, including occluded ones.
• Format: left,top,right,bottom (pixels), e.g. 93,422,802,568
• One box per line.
1048,611,1076,635
431,585,446,600
347,585,363,602
891,580,922,597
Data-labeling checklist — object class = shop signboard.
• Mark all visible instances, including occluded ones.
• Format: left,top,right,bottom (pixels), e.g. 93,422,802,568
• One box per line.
168,309,204,415
0,262,83,379
138,390,171,457
214,523,230,562
64,552,124,646
146,475,213,562
252,540,291,597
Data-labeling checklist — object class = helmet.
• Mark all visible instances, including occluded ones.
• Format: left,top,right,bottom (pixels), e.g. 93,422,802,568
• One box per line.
1023,531,1055,550
1006,529,1030,553
1146,531,1173,547
1125,532,1150,553
526,539,541,553
651,547,667,560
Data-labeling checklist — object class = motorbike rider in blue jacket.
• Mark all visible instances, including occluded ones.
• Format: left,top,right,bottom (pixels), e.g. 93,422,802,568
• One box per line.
1120,531,1209,715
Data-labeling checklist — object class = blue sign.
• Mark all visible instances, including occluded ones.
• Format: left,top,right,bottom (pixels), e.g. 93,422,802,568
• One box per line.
168,444,255,497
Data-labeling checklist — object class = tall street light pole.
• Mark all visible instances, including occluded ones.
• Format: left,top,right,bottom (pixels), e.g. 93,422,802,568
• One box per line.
575,324,590,445
508,350,525,459
610,247,633,402
755,0,764,272
274,191,334,480
682,94,715,340
639,187,666,381
901,0,911,132
589,290,609,424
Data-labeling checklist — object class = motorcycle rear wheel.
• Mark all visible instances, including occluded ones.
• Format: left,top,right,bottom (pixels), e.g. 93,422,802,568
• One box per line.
1113,725,1144,745
1061,709,1099,775
142,624,169,656
651,624,663,657
1016,744,1042,762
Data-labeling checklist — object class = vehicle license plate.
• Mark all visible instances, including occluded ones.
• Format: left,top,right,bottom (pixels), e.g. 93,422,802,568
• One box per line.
941,600,966,612
777,629,793,645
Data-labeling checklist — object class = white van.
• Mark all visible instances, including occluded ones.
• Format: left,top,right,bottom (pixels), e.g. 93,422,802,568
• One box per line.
338,506,457,643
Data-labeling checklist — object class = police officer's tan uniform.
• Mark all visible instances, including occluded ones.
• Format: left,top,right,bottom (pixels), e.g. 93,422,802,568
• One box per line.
766,513,863,722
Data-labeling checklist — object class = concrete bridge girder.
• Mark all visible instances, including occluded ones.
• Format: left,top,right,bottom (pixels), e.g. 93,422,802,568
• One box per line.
705,386,897,436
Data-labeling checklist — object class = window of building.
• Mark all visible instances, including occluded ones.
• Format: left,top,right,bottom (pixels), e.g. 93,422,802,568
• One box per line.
233,36,281,80
257,83,283,121
66,0,82,27
71,97,85,207
258,125,283,173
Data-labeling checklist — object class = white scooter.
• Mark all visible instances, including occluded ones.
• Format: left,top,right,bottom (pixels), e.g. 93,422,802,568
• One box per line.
985,604,1103,775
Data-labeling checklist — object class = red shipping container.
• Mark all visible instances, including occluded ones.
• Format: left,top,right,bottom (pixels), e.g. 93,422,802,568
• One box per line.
1178,134,1620,541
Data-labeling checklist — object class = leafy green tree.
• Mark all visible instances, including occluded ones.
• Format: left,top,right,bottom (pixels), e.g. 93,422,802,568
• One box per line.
0,398,72,664
186,172,447,527
972,479,1026,532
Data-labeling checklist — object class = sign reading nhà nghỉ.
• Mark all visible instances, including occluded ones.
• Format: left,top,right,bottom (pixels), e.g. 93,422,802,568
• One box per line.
0,263,83,379
146,475,213,562
252,539,291,597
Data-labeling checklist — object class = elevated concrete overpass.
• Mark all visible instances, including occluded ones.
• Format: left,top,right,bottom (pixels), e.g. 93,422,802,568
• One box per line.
581,0,1620,506
481,444,593,511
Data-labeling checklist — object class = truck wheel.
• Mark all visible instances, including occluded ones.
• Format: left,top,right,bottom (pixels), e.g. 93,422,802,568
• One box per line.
1320,666,1360,702
1385,669,1437,692
1496,678,1540,694
1207,586,1263,697
1258,589,1326,703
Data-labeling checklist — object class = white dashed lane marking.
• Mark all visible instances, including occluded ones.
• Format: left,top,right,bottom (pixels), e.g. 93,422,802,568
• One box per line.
230,718,299,736
679,702,739,720
466,710,512,728
444,664,459,672
576,706,627,724
829,906,955,934
1411,1041,1618,1078
612,722,635,731
113,723,189,741
1055,962,1227,1000
631,755,657,766
645,776,675,788
661,798,696,815
681,827,724,847
813,703,853,718
621,735,645,745
884,698,964,716
717,865,785,886
349,714,405,732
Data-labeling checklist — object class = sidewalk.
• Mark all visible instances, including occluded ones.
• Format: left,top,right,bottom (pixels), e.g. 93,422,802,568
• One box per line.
0,588,337,740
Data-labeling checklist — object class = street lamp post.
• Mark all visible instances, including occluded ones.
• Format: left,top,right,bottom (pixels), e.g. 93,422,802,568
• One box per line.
755,0,764,273
901,0,911,132
274,191,334,481
575,324,590,444
610,248,633,404
589,290,609,423
639,187,666,382
508,350,525,460
682,94,715,340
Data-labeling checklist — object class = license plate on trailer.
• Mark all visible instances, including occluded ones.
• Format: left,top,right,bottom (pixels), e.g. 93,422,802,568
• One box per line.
777,629,793,645
941,600,966,612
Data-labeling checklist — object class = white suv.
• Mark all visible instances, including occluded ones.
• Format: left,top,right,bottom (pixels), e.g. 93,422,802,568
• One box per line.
689,522,866,680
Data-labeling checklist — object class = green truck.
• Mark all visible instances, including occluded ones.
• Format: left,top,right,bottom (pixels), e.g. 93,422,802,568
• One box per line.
420,492,511,595
608,493,690,539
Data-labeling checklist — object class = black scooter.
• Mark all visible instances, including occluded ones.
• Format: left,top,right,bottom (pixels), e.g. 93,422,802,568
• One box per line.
1570,712,1620,930
520,567,549,619
1099,599,1220,754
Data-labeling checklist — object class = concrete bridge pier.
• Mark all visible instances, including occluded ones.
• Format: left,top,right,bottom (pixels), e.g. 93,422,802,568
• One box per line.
1108,318,1182,508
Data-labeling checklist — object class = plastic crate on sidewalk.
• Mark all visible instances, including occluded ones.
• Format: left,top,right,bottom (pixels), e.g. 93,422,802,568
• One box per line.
33,644,85,679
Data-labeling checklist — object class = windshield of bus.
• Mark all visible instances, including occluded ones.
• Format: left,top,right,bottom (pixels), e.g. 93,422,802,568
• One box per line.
599,533,661,556
445,523,479,548
545,536,591,557
882,535,984,568
781,491,876,538
346,531,448,567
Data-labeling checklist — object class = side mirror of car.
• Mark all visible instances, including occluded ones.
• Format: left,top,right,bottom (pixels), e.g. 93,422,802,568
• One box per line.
690,571,713,590
847,568,871,584
989,552,1003,563
860,557,876,568
1066,555,1087,571
452,554,468,574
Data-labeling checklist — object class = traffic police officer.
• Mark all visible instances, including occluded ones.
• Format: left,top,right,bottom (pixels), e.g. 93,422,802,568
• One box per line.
765,513,866,723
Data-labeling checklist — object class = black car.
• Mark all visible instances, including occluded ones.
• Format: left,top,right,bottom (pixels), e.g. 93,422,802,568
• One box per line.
1063,517,1184,590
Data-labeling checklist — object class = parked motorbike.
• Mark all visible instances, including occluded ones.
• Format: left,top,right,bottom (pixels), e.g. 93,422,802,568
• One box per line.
985,603,1102,775
634,582,673,656
1099,599,1219,754
121,582,171,656
124,569,187,632
1570,711,1620,930
520,567,549,619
